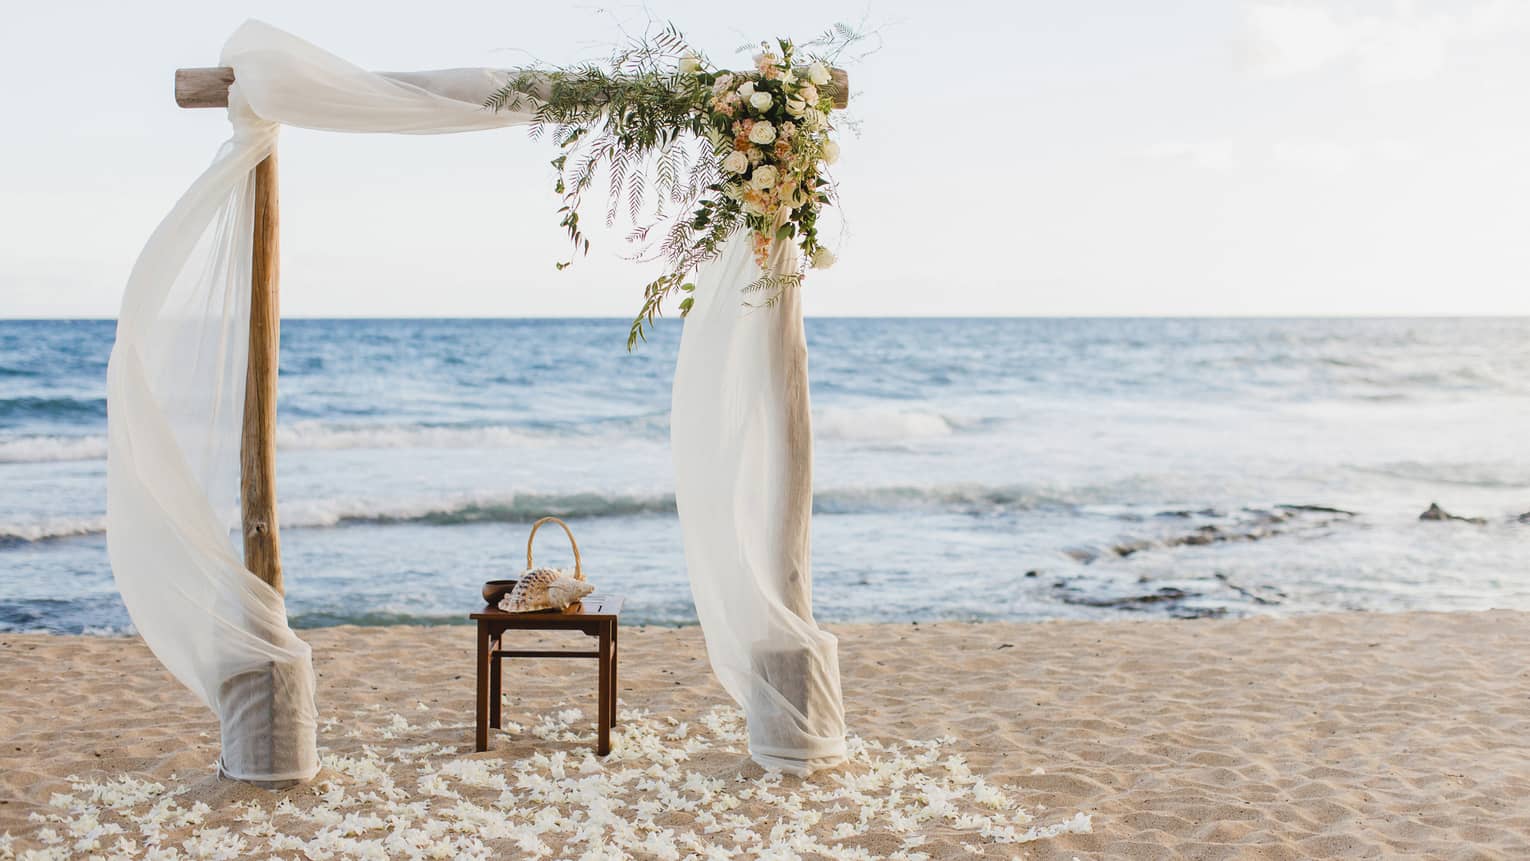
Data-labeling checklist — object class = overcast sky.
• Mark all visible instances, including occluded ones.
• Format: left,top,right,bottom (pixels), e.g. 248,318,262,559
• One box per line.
3,0,1528,318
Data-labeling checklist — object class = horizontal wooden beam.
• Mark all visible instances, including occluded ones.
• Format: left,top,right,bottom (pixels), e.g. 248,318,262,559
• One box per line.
174,66,850,110
175,66,237,109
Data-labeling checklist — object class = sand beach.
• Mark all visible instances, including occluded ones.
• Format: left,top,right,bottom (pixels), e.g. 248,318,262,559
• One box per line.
3,610,1528,859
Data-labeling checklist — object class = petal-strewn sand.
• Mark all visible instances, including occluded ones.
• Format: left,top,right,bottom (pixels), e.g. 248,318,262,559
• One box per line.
3,611,1529,858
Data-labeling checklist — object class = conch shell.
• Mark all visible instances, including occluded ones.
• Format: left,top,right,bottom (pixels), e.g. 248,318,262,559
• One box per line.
498,567,593,613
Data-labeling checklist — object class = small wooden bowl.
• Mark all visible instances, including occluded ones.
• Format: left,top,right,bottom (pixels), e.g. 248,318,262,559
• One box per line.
482,579,518,605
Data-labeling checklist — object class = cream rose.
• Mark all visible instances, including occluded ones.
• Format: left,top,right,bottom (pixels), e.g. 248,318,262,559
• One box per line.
737,81,756,99
811,247,836,269
748,120,776,145
722,150,749,174
799,84,819,105
785,97,806,117
822,140,840,165
749,164,779,191
749,91,773,112
807,62,831,86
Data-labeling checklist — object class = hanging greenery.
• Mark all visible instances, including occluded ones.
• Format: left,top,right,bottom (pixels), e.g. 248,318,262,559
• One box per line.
485,23,866,349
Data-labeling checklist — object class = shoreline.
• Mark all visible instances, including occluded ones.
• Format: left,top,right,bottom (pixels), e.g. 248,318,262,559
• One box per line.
4,610,1529,858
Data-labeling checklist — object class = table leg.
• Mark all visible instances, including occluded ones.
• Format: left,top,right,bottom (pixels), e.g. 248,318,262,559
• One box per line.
489,651,503,730
597,623,612,756
475,622,490,752
610,622,619,727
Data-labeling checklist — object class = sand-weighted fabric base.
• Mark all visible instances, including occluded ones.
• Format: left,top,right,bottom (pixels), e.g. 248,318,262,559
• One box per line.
3,613,1530,858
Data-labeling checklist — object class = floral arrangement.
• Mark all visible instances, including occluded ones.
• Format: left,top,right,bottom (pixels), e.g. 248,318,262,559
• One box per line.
486,25,862,348
698,49,840,273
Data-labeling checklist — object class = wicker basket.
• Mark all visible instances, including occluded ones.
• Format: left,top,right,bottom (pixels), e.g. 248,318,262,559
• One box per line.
482,516,586,605
524,516,585,581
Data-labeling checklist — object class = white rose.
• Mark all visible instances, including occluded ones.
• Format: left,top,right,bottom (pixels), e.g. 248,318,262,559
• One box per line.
748,121,776,145
807,62,831,86
737,81,756,98
750,164,779,191
749,91,773,112
799,85,819,105
723,150,749,174
811,247,836,269
822,140,840,165
785,97,806,117
678,54,702,74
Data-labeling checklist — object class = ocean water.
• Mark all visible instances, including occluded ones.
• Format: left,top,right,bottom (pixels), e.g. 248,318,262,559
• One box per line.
3,317,1529,634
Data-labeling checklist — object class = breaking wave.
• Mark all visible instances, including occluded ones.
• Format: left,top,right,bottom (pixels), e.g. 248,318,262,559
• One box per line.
0,405,982,464
0,482,1073,544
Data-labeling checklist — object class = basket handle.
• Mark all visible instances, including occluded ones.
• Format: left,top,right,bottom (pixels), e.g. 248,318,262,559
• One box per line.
526,516,583,581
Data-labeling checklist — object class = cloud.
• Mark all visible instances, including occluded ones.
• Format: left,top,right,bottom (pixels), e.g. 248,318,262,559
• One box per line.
1246,4,1348,77
1268,138,1355,173
1144,140,1239,173
1146,137,1422,175
1243,1,1529,83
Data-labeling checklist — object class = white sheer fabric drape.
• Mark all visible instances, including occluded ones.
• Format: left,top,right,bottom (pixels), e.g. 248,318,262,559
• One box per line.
107,21,534,782
672,238,848,774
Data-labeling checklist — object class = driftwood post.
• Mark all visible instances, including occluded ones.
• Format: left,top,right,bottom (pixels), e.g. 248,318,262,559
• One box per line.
218,149,311,788
243,152,282,592
176,64,311,782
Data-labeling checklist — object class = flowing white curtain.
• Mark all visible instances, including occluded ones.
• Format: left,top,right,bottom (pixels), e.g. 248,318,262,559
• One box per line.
107,21,535,782
672,238,848,774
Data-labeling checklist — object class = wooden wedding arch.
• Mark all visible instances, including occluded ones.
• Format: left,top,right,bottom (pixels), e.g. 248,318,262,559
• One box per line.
169,65,849,618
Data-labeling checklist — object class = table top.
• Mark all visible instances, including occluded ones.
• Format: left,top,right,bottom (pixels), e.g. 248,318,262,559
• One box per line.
471,594,624,622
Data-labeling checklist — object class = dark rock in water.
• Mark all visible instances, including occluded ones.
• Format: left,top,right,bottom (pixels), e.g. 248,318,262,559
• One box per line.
1419,502,1486,525
1111,539,1155,558
1214,571,1282,605
1070,503,1360,565
1277,503,1357,516
1154,508,1223,519
1062,586,1193,609
1170,606,1228,620
1518,511,1530,524
1023,570,1040,578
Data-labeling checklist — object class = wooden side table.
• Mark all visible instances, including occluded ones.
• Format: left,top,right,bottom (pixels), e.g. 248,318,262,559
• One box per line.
470,595,624,755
